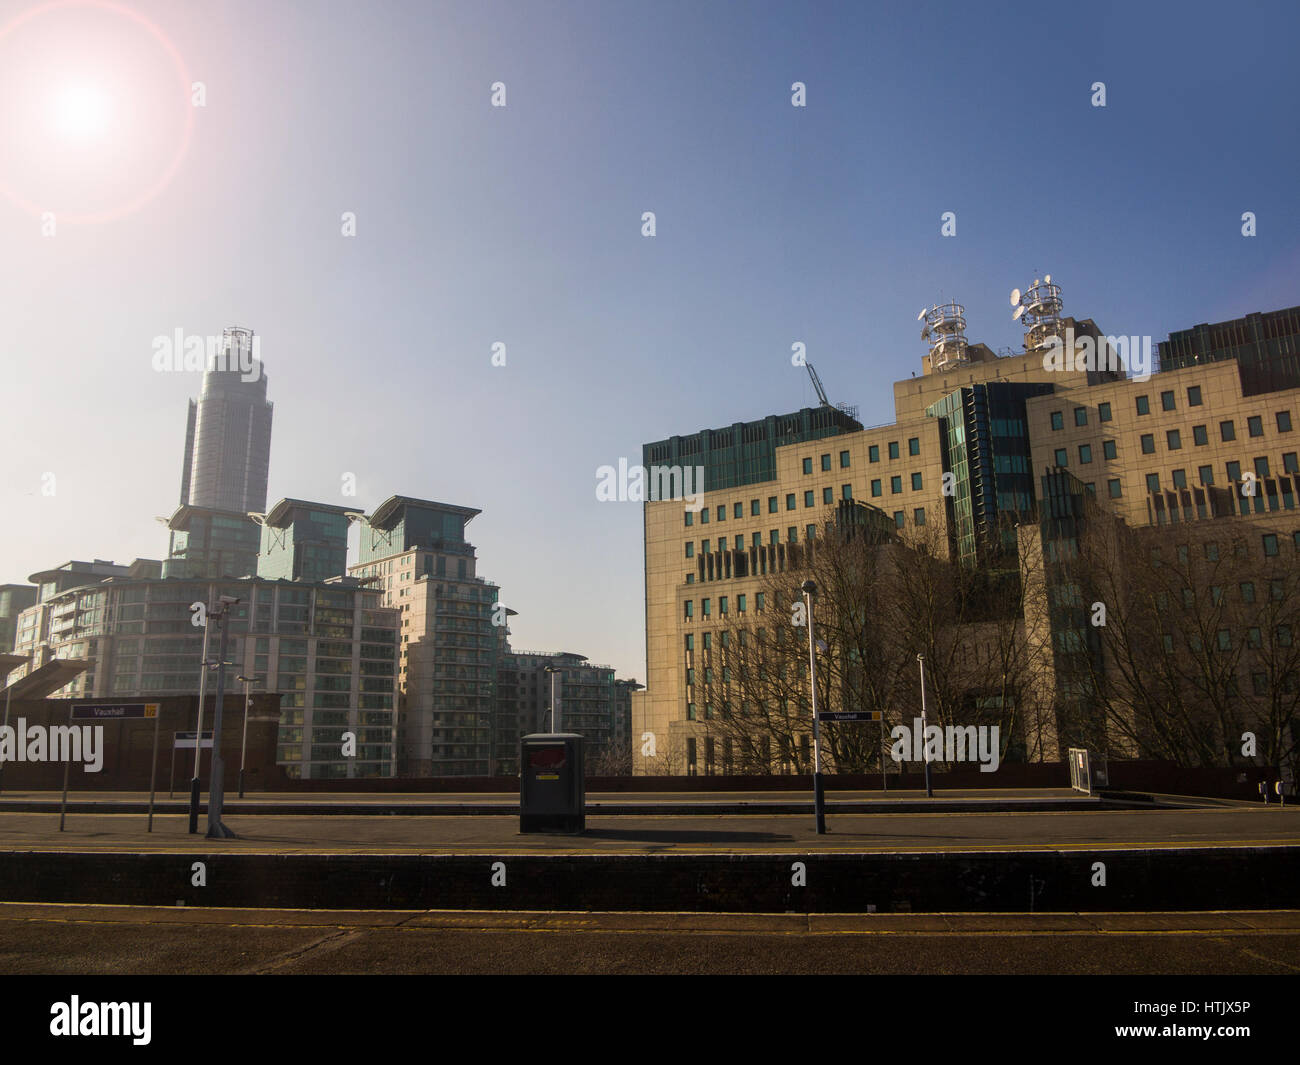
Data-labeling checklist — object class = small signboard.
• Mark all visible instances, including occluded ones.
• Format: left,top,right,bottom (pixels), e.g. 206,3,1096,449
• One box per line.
71,702,158,720
818,711,883,722
174,730,214,750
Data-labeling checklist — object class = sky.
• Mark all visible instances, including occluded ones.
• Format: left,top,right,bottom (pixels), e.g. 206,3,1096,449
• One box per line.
2,0,1298,683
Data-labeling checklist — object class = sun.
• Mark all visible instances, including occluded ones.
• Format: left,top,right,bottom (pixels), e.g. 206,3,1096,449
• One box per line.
50,82,112,141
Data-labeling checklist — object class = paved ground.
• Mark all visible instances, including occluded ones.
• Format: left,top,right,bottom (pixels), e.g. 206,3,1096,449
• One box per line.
1,902,1297,974
1,804,1296,854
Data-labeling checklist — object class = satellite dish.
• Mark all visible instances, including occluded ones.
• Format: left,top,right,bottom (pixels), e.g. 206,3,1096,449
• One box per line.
1044,273,1052,283
1033,279,1040,287
1010,288,1021,307
1013,305,1025,321
917,308,927,321
921,325,931,340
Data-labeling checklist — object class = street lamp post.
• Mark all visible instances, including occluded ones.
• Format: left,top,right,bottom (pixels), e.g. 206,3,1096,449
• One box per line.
206,597,240,839
0,673,13,795
544,665,560,732
803,580,826,834
189,600,214,834
917,652,933,798
236,673,261,799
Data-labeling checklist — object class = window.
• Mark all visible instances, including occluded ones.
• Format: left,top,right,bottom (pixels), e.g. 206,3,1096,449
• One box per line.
1079,444,1093,464
685,634,693,651
1161,390,1176,412
1054,448,1068,466
1255,456,1270,479
888,441,900,460
1193,424,1208,446
1188,386,1202,406
1172,469,1187,488
729,502,739,519
806,524,816,541
737,594,746,612
752,532,760,547
842,484,853,500
685,601,694,619
1286,452,1300,474
701,539,710,554
1050,411,1064,430
1241,582,1255,603
893,511,904,528
769,496,778,513
1167,429,1182,450
756,592,765,610
822,487,833,504
871,479,882,497
1205,542,1218,561
1248,627,1262,649
700,508,708,523
908,437,920,456
821,454,831,471
685,542,694,558
890,475,902,494
717,505,725,521
1227,461,1241,483
1074,407,1087,427
685,573,694,584
719,596,728,615
1136,395,1150,415
802,458,812,474
769,529,779,544
786,494,796,510
914,507,926,525
1145,473,1160,493
1221,420,1236,442
1198,465,1214,485
1108,479,1122,498
1103,440,1117,460
1085,482,1096,496
840,451,851,468
1141,434,1155,454
751,499,760,515
702,598,711,616
1249,415,1263,438
1098,402,1112,422
869,445,879,463
685,511,694,527
787,527,797,542
1279,411,1293,433
911,472,923,490
1263,534,1279,557
687,704,696,720
804,491,815,507
1217,630,1232,651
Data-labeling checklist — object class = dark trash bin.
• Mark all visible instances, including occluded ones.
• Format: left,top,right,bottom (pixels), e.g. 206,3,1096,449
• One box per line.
519,733,585,834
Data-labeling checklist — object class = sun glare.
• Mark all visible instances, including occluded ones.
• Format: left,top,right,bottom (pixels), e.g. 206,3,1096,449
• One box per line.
50,82,111,140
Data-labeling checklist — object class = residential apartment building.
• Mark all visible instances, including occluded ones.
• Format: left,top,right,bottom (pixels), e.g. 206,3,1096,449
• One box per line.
350,495,501,777
10,568,399,779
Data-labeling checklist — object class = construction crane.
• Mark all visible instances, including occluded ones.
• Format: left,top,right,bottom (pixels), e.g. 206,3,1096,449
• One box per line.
804,362,858,421
805,362,830,406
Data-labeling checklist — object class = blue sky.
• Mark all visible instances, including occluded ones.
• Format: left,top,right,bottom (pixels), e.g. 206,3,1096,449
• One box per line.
2,0,1298,681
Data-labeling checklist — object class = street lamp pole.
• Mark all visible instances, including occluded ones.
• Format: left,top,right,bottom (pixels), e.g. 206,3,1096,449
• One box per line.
0,674,13,795
189,600,214,834
206,597,239,838
803,580,826,834
917,652,933,798
545,665,560,732
236,674,261,799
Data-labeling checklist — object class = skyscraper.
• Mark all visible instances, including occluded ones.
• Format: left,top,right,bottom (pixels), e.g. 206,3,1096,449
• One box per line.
179,326,274,514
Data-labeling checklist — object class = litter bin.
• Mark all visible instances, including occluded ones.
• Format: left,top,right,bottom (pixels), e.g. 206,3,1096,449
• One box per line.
519,733,585,834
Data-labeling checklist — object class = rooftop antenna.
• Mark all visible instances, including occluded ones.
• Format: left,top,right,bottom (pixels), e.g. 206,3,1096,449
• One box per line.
1010,273,1064,355
919,301,969,371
